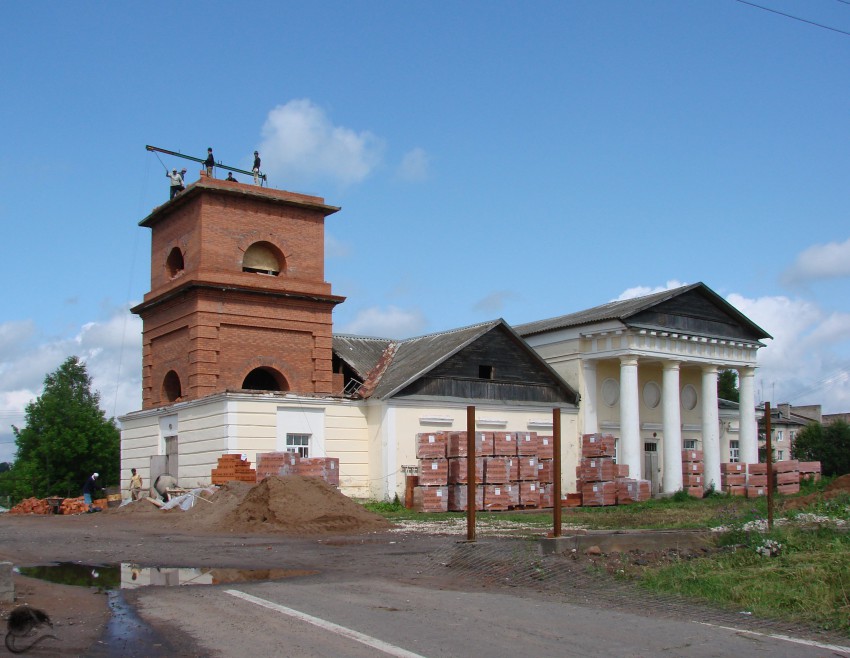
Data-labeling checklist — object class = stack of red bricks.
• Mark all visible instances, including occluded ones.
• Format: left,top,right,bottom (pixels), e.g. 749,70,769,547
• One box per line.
412,431,554,512
577,433,617,506
773,459,801,495
211,454,257,485
682,450,705,498
721,462,746,496
576,433,651,506
799,461,821,482
746,462,768,497
256,452,340,487
741,460,821,497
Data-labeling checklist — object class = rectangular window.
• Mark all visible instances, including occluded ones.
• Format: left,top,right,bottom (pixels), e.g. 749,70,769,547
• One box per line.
789,431,796,441
778,450,784,461
478,365,494,380
776,430,784,442
643,442,657,452
684,439,697,450
286,433,311,457
729,440,739,463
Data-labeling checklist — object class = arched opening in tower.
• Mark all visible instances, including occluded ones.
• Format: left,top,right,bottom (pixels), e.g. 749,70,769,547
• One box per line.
242,367,288,392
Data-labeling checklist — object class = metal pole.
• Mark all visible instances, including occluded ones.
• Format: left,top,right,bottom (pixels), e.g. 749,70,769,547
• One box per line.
764,401,774,530
466,405,476,542
146,145,267,182
553,407,562,538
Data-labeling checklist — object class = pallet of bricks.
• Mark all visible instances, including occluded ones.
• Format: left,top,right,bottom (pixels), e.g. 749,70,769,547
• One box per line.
412,431,552,512
577,433,650,506
682,449,704,498
255,452,340,487
211,454,257,485
743,460,820,498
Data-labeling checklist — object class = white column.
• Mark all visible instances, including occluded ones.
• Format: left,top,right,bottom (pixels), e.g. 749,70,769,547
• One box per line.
619,356,641,480
701,365,721,491
738,366,757,465
581,360,598,435
662,360,683,493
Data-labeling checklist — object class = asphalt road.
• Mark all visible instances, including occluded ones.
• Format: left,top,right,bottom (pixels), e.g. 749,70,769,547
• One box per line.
134,575,848,657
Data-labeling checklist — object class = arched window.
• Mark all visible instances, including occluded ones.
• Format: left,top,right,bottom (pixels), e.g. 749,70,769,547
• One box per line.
162,370,182,402
242,367,288,392
166,247,185,278
242,242,284,276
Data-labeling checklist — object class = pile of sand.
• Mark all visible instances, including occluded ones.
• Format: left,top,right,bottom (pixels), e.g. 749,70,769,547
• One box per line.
112,476,392,536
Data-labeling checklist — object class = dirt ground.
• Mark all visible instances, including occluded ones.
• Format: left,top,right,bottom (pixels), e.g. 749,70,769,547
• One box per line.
0,475,847,655
0,476,397,656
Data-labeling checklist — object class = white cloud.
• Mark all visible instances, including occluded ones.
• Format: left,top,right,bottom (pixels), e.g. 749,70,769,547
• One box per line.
257,100,384,186
338,306,427,338
614,280,687,301
726,293,850,413
0,310,143,463
397,147,430,181
782,237,850,285
473,290,520,315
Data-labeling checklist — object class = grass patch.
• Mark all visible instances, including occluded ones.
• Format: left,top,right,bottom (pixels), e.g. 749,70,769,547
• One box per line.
641,525,850,634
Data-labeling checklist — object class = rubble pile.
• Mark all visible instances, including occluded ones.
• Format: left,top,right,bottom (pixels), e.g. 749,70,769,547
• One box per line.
9,496,108,515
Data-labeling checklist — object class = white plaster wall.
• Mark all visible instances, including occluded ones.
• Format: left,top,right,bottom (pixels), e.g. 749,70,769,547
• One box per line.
119,414,160,493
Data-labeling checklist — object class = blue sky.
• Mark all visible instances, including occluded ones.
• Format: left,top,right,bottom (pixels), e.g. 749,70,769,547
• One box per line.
1,1,849,462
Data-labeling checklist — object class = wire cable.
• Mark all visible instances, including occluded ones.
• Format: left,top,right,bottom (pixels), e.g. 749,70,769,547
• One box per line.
735,0,850,37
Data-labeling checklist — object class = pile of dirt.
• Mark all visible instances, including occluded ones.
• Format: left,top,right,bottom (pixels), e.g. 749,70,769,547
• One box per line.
782,473,850,511
115,476,393,536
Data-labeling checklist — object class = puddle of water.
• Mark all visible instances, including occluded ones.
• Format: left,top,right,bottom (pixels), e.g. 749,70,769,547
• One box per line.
17,562,318,590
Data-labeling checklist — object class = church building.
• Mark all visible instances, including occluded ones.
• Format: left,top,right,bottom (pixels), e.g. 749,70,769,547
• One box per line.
120,173,770,499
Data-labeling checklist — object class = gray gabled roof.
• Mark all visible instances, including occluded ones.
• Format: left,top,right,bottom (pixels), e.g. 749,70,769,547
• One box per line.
515,282,771,340
334,321,500,399
333,320,577,402
332,334,392,380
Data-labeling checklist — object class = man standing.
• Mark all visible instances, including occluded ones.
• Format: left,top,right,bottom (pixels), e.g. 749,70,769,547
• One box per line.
128,468,143,501
252,150,261,185
167,168,186,199
82,473,99,512
205,147,215,177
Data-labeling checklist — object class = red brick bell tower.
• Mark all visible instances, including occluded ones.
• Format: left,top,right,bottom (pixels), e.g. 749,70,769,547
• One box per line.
132,175,345,409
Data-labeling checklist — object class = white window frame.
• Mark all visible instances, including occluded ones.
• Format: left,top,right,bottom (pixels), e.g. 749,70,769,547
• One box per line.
286,433,311,457
729,440,740,463
684,439,697,450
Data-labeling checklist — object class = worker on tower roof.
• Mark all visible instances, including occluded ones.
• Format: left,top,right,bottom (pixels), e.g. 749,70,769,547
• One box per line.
167,168,186,199
252,151,261,186
205,147,215,177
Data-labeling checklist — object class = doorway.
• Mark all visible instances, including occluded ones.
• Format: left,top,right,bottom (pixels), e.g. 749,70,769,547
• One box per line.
643,441,660,494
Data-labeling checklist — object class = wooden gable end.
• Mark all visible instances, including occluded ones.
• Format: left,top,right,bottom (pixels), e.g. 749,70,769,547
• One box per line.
627,289,763,341
394,327,574,403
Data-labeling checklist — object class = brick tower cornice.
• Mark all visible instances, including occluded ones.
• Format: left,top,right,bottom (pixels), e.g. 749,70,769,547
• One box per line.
139,175,340,228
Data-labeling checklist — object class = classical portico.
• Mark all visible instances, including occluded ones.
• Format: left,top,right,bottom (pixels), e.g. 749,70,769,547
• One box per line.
517,283,770,494
579,331,761,491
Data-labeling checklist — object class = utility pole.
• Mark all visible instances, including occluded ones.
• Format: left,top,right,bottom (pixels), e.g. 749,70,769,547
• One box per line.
765,401,774,530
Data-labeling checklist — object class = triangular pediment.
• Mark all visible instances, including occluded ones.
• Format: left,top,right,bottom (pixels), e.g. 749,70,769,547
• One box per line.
624,286,769,342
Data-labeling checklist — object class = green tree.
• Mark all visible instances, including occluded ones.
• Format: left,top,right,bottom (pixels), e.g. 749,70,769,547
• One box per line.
6,356,119,499
717,369,739,402
792,420,850,477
